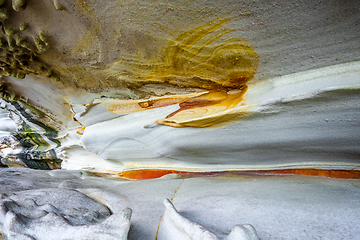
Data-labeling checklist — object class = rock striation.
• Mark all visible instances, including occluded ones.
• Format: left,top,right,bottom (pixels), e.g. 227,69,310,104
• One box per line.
0,0,358,173
0,1,359,238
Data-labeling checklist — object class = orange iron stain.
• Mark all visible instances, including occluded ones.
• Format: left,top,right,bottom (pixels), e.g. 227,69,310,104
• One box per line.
69,105,86,135
76,126,86,135
118,169,190,180
269,169,360,179
102,92,205,114
156,87,251,128
118,168,360,180
138,92,207,110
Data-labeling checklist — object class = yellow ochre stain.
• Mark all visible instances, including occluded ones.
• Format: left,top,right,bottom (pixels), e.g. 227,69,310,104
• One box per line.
104,16,259,128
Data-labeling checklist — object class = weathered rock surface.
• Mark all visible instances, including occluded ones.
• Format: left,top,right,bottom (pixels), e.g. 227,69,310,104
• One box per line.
0,0,358,172
0,168,359,239
0,1,359,238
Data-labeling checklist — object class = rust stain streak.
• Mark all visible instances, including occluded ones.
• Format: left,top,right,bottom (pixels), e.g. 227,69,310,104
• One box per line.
118,168,360,180
170,180,184,203
68,104,86,135
155,215,163,240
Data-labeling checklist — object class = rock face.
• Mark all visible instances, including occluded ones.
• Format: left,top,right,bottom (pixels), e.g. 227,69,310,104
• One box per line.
0,0,360,239
0,0,359,173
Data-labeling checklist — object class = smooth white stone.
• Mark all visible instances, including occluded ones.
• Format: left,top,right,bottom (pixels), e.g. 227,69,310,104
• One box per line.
60,147,121,172
1,168,359,240
226,225,259,240
0,187,131,240
81,105,180,161
158,199,259,240
72,62,360,172
159,199,219,240
0,109,16,138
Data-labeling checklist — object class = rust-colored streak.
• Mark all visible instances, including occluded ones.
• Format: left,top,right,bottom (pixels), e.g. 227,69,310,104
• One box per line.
118,168,360,180
76,126,86,135
70,108,86,135
155,215,163,240
157,87,250,127
118,169,189,180
164,90,229,118
104,88,250,128
270,169,360,179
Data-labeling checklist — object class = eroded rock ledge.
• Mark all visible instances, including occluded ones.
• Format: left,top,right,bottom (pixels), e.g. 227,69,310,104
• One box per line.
0,1,359,238
0,0,359,174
